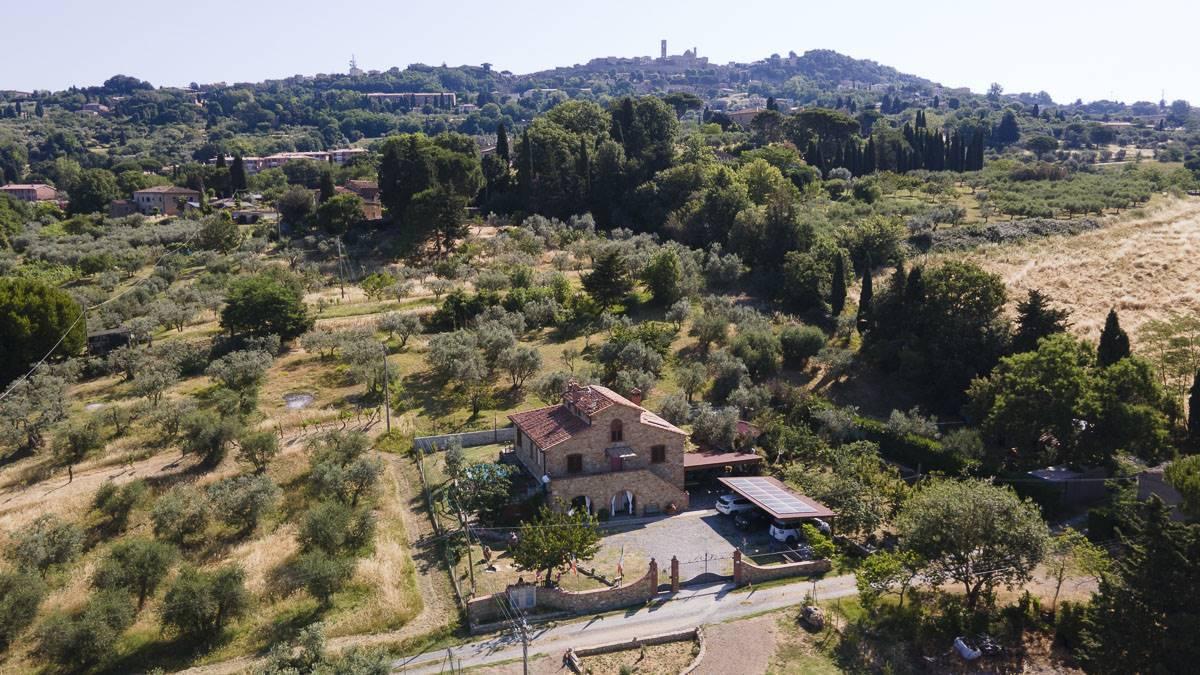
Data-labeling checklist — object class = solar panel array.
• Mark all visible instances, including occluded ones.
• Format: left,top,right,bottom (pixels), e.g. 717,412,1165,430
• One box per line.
722,477,816,515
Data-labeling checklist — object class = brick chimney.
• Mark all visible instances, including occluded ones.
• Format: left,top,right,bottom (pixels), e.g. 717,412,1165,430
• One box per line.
628,388,643,405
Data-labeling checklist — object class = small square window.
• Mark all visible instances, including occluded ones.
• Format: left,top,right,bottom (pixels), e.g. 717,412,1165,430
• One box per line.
651,445,666,463
567,454,583,474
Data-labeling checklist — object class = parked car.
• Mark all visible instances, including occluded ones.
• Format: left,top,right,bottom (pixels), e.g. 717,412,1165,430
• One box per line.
715,493,755,515
768,519,807,544
734,508,770,531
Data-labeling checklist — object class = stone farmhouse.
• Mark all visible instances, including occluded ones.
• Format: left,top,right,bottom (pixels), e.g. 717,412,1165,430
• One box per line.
508,383,689,518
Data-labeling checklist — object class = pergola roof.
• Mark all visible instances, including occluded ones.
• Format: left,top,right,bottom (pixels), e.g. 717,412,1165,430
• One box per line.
684,451,763,469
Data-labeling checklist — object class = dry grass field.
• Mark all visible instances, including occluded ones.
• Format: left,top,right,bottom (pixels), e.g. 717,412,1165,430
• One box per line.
948,196,1200,344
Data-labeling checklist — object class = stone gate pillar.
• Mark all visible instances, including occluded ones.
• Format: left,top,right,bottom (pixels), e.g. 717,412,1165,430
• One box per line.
733,549,743,586
670,556,680,592
648,558,658,590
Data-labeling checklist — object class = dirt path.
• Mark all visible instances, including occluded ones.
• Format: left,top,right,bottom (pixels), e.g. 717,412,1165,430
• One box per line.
954,197,1200,342
693,613,780,675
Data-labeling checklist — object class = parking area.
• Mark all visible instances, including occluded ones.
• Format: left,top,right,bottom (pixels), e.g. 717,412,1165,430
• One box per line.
600,506,777,578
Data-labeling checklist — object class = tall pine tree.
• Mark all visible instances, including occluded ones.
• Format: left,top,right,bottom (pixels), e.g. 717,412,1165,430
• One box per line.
1012,289,1070,353
830,252,847,316
1097,309,1131,367
1079,499,1200,672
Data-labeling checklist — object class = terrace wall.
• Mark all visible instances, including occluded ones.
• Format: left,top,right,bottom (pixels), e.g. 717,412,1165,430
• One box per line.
413,427,515,453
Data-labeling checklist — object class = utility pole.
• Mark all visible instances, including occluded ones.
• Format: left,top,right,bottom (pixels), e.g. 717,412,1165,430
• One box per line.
512,600,531,675
452,485,476,595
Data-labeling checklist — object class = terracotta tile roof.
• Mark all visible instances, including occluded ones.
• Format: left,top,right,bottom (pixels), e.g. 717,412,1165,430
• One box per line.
562,382,617,416
509,405,589,450
510,383,687,449
134,185,200,195
640,411,686,436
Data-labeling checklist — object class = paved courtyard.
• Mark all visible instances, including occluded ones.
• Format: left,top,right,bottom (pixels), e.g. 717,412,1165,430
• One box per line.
599,506,776,578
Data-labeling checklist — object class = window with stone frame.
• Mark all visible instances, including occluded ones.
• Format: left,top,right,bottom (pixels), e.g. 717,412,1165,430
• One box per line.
610,419,623,443
567,454,583,474
651,445,666,463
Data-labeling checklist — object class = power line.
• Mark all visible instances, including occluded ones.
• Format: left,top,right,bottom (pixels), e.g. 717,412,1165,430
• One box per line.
0,227,202,403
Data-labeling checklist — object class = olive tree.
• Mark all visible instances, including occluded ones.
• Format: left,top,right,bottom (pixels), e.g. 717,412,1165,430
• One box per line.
160,565,249,642
6,514,83,576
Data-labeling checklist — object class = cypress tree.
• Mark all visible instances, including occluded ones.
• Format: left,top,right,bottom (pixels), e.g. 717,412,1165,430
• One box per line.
496,123,510,162
1189,371,1200,441
1097,309,1131,367
35,101,45,117
215,153,226,168
830,252,847,316
857,261,874,332
230,155,247,193
904,266,925,306
318,171,335,203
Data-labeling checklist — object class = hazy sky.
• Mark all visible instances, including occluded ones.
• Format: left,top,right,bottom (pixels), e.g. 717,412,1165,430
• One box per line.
7,0,1196,104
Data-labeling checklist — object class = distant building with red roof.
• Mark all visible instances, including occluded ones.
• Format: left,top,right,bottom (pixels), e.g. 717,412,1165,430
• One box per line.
0,183,59,202
508,382,689,517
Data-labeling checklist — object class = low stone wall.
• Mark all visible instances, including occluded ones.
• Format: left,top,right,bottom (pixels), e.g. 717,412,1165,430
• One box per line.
574,627,699,657
413,427,515,453
467,559,659,627
734,550,830,586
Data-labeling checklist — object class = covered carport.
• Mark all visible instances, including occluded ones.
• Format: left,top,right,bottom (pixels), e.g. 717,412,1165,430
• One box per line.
717,476,835,523
684,450,763,484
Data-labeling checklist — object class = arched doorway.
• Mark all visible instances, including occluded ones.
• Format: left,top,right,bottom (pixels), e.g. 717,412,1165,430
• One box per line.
610,490,636,517
569,495,592,515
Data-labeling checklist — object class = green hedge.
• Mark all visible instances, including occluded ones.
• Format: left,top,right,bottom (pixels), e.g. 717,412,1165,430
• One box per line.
853,416,968,475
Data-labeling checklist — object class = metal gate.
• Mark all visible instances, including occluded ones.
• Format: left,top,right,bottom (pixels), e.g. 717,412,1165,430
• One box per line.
677,552,734,587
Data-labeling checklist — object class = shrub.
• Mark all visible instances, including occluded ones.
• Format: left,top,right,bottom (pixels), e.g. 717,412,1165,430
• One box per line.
801,524,836,559
38,590,134,668
0,571,45,649
780,324,826,367
295,550,354,607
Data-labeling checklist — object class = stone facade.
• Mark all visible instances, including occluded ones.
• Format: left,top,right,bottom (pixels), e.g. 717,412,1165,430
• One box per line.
509,384,688,517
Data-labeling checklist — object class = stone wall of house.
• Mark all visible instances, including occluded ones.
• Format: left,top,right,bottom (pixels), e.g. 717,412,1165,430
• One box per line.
413,427,515,453
549,468,689,516
466,560,659,626
734,550,831,586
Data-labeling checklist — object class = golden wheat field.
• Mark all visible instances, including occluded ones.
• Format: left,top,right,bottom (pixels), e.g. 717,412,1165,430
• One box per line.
947,197,1200,344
